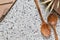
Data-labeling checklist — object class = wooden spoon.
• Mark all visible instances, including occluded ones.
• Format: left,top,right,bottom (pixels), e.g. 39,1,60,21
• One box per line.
47,11,58,40
34,0,51,38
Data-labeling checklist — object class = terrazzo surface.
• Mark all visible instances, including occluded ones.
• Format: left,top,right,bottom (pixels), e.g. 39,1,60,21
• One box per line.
0,0,60,40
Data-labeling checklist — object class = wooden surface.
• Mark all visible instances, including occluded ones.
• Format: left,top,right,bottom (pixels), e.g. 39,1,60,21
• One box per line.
0,0,16,21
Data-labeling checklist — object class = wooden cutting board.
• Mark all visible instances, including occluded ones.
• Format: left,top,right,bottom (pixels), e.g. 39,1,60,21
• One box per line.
0,0,16,21
0,0,12,4
54,0,60,15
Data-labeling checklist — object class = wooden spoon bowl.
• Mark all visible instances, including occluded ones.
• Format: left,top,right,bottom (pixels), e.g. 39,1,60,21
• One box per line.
47,12,58,26
47,11,58,40
41,22,51,37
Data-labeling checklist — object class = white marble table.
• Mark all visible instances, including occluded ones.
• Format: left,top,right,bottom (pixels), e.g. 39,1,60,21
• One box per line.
0,0,60,40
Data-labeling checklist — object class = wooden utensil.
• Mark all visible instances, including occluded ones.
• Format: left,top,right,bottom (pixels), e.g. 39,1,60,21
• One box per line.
0,0,16,22
34,0,51,38
47,11,58,40
41,0,60,12
54,0,60,15
52,0,60,15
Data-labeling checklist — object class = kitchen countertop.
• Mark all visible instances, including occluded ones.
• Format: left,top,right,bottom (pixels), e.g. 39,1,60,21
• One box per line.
0,0,60,40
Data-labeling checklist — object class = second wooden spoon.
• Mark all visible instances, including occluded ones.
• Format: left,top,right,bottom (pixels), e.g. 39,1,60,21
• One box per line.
34,0,51,38
47,11,58,40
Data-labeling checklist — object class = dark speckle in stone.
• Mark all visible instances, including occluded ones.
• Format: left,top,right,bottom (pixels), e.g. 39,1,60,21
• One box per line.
35,14,38,16
24,24,26,28
11,16,14,18
14,33,16,34
16,9,18,12
21,32,26,36
33,23,36,25
35,7,36,9
28,0,30,2
23,10,26,14
21,30,23,31
30,14,32,16
6,37,8,40
29,7,31,10
7,32,8,34
35,18,37,20
29,26,31,29
10,27,13,29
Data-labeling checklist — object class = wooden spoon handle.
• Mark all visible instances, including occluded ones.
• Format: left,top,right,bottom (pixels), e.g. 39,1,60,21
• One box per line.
34,0,45,22
53,27,58,40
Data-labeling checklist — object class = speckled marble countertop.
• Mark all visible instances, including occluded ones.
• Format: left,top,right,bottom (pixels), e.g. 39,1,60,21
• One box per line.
0,0,60,40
